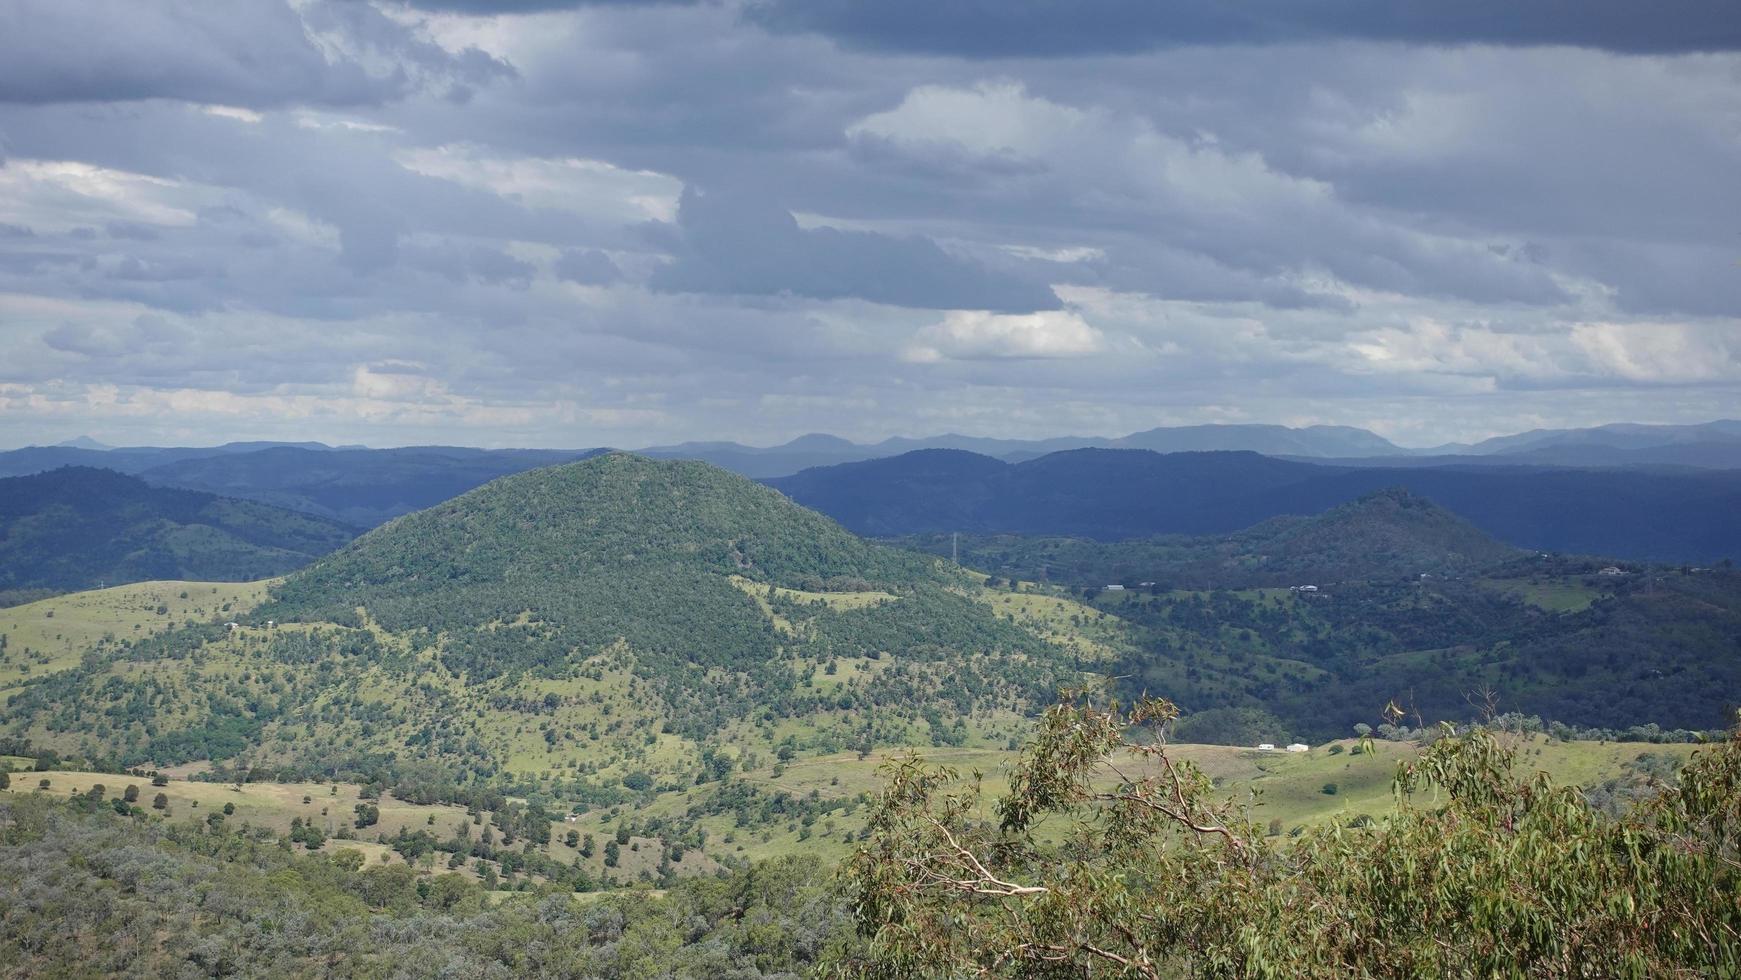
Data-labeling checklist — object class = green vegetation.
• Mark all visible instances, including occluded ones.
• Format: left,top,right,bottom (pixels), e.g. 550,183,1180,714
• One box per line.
906,495,1741,741
902,488,1520,591
0,791,853,977
6,454,1739,976
0,454,1084,794
0,467,354,605
0,579,270,692
1,705,1727,976
839,696,1741,977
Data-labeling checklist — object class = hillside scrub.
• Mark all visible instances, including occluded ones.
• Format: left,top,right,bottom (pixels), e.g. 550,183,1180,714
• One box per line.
839,694,1741,977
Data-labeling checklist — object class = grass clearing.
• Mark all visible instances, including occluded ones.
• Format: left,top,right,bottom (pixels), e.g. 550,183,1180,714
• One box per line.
1481,577,1607,613
0,579,274,691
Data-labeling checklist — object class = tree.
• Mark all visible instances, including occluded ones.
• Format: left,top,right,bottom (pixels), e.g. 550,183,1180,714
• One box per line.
123,784,139,803
354,803,379,829
0,771,8,791
152,792,169,810
837,693,1741,977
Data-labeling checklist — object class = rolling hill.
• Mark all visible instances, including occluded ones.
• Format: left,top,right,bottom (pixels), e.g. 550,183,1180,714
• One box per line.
0,454,1089,787
771,448,1741,561
911,487,1522,590
0,468,356,605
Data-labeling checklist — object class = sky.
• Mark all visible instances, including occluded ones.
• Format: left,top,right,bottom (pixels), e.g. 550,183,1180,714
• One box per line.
0,0,1738,450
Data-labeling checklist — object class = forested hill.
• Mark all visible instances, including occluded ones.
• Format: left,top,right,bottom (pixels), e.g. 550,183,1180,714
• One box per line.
4,453,1075,778
258,451,1059,723
0,467,356,605
264,451,953,634
910,487,1522,590
771,448,1741,562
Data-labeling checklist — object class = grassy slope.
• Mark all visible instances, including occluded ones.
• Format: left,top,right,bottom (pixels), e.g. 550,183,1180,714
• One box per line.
2,734,1698,889
0,580,272,692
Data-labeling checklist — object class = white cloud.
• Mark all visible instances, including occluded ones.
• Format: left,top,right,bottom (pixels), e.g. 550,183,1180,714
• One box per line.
1000,244,1105,263
201,104,263,123
394,144,683,224
904,309,1105,362
849,79,1088,158
0,160,212,232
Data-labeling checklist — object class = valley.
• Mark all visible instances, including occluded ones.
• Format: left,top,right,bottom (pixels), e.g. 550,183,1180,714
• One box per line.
2,451,1736,975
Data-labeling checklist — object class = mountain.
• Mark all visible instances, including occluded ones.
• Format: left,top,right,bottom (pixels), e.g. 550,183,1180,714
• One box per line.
641,424,1406,477
1112,423,1403,457
771,448,1741,562
907,488,1521,591
637,434,871,479
1404,419,1741,468
138,446,606,527
0,467,357,603
1460,419,1741,455
3,454,1076,781
52,435,110,451
0,440,340,479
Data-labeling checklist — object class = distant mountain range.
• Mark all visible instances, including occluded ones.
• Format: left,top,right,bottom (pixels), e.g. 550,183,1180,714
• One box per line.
640,423,1407,476
642,419,1741,475
0,467,358,604
4,419,1737,534
135,446,606,527
0,443,604,527
770,448,1741,563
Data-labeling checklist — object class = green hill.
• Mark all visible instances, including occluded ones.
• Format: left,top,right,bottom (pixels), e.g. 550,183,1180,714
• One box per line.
0,467,357,606
905,487,1520,590
1,454,1086,789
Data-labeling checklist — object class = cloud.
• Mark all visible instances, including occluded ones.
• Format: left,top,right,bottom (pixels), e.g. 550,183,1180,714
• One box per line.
0,0,1736,451
0,0,512,108
555,248,621,284
904,309,1104,362
395,144,681,224
42,314,192,359
649,187,1062,312
848,81,1569,307
397,0,700,11
748,0,1741,57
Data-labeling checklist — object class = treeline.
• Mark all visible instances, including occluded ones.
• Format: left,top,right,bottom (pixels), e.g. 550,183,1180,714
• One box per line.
1101,567,1741,740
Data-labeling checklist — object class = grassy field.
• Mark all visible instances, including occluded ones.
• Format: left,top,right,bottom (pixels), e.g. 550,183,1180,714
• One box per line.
975,587,1130,663
1480,576,1608,613
0,730,1704,894
0,579,273,692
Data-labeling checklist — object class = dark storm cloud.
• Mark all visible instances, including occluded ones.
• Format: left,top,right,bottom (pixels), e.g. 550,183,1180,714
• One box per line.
747,0,1741,56
649,188,1062,312
0,0,512,108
